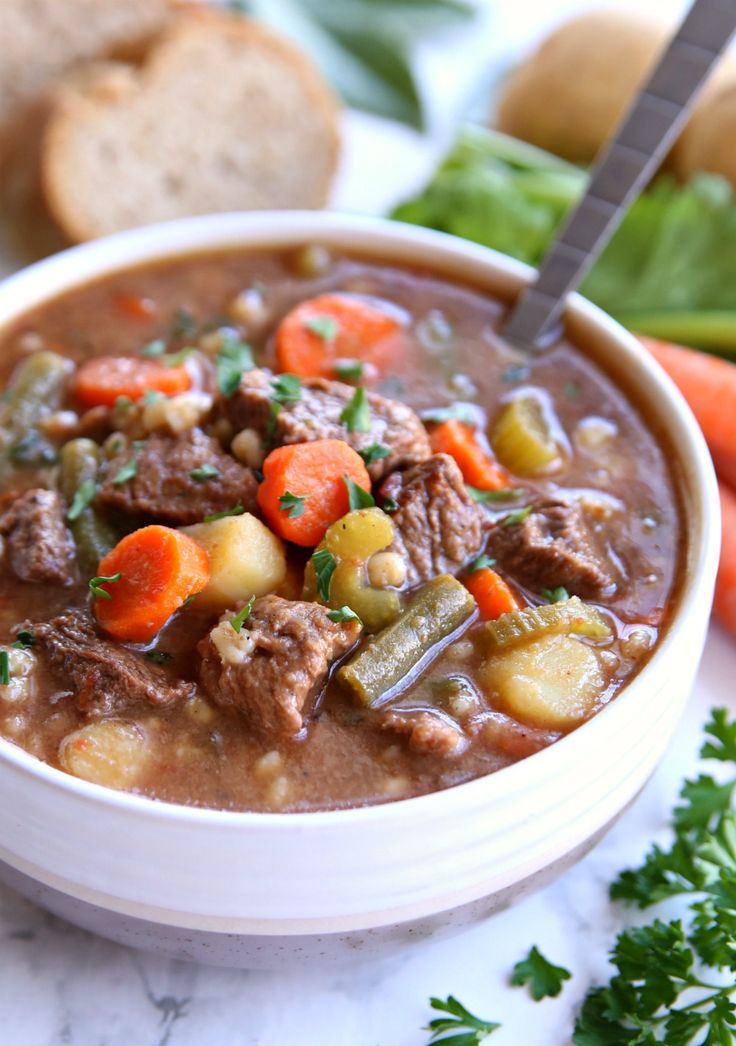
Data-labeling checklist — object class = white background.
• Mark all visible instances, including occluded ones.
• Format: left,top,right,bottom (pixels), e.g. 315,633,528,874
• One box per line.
1,2,734,1044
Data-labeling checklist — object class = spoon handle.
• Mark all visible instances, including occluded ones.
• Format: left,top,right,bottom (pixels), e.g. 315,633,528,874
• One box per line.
503,0,736,351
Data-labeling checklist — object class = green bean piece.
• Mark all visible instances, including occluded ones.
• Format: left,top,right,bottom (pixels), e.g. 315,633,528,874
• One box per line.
0,351,72,474
484,596,611,653
59,439,116,572
337,574,475,707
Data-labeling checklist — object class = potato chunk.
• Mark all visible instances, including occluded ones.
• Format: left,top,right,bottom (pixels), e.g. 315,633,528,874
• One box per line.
60,721,150,789
183,513,286,611
480,634,606,730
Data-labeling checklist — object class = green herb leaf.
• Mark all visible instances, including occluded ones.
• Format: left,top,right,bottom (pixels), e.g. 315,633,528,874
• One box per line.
112,453,140,486
11,630,33,650
114,395,133,413
421,403,478,425
311,547,337,601
466,485,525,503
169,307,197,340
278,491,308,519
216,336,254,396
66,479,96,521
343,475,375,510
469,554,496,573
304,315,339,342
140,339,166,358
271,373,302,404
161,347,193,368
327,605,362,624
89,571,123,600
542,586,569,604
510,946,571,1001
334,359,365,382
359,443,390,466
203,503,245,523
190,464,221,482
146,650,173,665
425,995,500,1044
383,496,399,513
142,389,163,405
230,595,256,633
503,506,533,527
340,386,371,432
179,594,198,610
0,650,9,686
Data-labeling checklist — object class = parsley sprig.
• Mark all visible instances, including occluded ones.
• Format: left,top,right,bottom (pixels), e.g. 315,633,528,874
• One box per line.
340,386,371,433
89,572,123,600
511,946,571,1001
425,995,499,1044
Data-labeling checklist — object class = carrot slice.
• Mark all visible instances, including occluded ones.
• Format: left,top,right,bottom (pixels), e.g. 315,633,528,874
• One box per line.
465,567,521,620
640,337,736,482
714,481,736,638
275,293,405,379
257,439,371,547
430,419,509,490
115,293,157,321
93,525,210,643
74,356,191,408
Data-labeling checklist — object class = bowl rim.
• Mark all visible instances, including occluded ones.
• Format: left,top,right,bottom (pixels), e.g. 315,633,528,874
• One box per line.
0,209,720,829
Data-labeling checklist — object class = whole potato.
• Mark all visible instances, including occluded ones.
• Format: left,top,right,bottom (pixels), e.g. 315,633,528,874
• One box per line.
496,9,669,163
672,79,736,186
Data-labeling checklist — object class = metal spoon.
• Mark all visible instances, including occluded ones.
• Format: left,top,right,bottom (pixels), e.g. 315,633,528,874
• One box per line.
503,0,736,351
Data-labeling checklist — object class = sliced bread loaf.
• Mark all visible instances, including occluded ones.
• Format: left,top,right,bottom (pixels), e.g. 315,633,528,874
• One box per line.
0,0,171,163
41,10,341,241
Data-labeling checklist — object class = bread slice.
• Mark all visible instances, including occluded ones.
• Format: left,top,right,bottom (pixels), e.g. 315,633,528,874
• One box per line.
0,0,171,165
41,10,341,242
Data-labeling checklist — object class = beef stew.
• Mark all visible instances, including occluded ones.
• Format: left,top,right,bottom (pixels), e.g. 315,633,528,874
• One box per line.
0,247,683,811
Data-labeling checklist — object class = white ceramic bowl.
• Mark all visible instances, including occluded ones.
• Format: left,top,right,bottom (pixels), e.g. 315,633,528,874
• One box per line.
0,212,720,968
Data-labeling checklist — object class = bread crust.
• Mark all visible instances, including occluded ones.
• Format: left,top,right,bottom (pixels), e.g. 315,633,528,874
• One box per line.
41,9,341,242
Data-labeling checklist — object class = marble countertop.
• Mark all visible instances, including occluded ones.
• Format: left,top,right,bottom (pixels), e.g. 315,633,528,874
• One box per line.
1,1,731,1043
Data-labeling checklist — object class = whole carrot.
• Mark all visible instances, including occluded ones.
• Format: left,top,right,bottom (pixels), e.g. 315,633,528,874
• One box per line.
714,481,736,638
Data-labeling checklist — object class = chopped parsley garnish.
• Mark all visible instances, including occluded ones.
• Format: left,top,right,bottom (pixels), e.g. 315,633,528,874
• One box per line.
304,315,339,342
190,464,221,482
169,307,197,339
140,339,166,358
311,547,337,601
179,593,198,609
502,505,533,527
343,475,375,510
469,554,496,573
203,503,245,523
216,336,254,396
420,403,477,425
425,995,500,1044
340,386,371,432
10,432,56,465
0,651,9,686
334,359,364,382
114,395,133,413
89,571,123,600
161,347,193,368
112,452,140,485
327,606,362,624
11,630,33,650
265,400,281,446
382,496,399,513
66,479,96,521
510,946,571,1001
359,443,390,467
466,485,524,503
142,388,163,404
542,586,569,604
146,650,174,665
230,595,256,633
271,373,302,404
278,491,308,519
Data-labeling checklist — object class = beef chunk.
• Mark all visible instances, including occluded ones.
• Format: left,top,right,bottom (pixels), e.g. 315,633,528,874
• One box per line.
31,609,194,716
380,709,465,756
223,369,431,481
486,497,616,598
0,489,75,585
198,595,361,738
379,454,489,585
97,428,257,525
